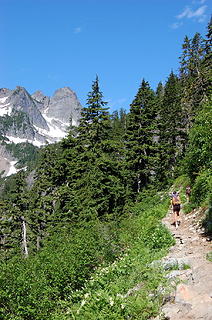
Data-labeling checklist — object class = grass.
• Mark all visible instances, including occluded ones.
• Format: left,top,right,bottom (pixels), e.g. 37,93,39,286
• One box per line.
182,263,191,270
50,192,175,320
206,251,212,262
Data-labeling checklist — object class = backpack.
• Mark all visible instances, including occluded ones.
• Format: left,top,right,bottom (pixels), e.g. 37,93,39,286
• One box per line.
172,195,180,205
186,186,191,195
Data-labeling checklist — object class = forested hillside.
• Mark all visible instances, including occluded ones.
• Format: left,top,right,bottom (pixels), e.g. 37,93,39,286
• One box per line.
0,19,211,320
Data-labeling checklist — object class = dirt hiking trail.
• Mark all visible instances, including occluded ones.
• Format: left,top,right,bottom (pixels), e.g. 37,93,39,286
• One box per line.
158,204,212,320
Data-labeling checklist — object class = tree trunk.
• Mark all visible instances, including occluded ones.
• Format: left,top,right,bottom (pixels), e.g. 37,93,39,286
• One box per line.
37,232,41,251
21,216,28,257
137,173,141,193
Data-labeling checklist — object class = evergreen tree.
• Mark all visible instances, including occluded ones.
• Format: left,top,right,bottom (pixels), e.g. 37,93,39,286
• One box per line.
110,108,127,141
0,171,29,257
202,17,212,97
78,75,110,146
125,79,157,196
179,35,191,79
156,81,164,102
179,32,208,132
157,72,184,185
57,76,126,221
28,144,64,251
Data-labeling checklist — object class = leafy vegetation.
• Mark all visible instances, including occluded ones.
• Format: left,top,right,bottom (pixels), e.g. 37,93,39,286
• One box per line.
206,251,212,262
0,193,174,320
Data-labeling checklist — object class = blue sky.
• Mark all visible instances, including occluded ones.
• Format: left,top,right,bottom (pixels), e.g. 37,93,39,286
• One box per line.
1,0,211,112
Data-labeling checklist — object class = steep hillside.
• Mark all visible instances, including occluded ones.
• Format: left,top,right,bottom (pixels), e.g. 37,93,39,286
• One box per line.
0,86,81,176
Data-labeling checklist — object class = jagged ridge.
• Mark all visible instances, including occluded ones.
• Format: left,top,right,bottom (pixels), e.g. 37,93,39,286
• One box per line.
0,86,82,176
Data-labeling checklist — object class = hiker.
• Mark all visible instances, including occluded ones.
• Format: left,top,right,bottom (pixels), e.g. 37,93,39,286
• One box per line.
186,185,191,202
171,191,181,229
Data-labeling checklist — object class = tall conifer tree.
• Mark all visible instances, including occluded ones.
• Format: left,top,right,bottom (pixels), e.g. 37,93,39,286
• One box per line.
0,171,29,257
57,76,126,220
202,17,212,97
28,144,63,250
125,79,157,196
157,72,184,184
179,32,207,131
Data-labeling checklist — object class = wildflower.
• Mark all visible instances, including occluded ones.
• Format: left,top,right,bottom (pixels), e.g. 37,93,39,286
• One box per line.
109,297,114,306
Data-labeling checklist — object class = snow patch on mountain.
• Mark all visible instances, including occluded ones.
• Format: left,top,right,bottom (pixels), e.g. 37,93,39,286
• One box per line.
41,114,68,139
0,97,9,104
6,160,18,176
0,97,12,116
0,86,82,176
6,136,43,147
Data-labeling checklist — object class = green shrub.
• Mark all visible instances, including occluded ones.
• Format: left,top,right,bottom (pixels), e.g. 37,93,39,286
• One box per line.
191,169,212,206
0,191,175,320
49,193,174,320
0,222,120,320
202,194,212,234
172,175,191,190
206,251,212,262
183,100,212,180
142,223,174,250
183,202,196,214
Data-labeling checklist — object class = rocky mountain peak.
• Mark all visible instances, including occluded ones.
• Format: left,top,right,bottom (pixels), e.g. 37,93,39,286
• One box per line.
53,86,75,97
45,87,81,126
32,90,46,102
9,87,48,130
31,91,50,112
0,85,82,139
0,88,12,98
0,85,82,176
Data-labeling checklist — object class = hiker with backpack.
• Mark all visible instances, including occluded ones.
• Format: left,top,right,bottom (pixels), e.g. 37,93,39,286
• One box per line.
186,185,191,202
171,191,181,229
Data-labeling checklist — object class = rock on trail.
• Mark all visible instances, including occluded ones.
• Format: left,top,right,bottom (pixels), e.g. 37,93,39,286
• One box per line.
158,206,212,320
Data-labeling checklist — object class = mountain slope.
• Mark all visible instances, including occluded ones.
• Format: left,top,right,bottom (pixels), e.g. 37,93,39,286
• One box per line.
0,86,82,176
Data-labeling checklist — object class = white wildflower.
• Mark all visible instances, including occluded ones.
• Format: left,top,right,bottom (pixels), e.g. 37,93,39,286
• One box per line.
81,300,86,307
109,297,114,306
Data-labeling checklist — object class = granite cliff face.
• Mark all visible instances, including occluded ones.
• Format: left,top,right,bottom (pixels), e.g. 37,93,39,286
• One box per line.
0,86,82,176
33,87,81,125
